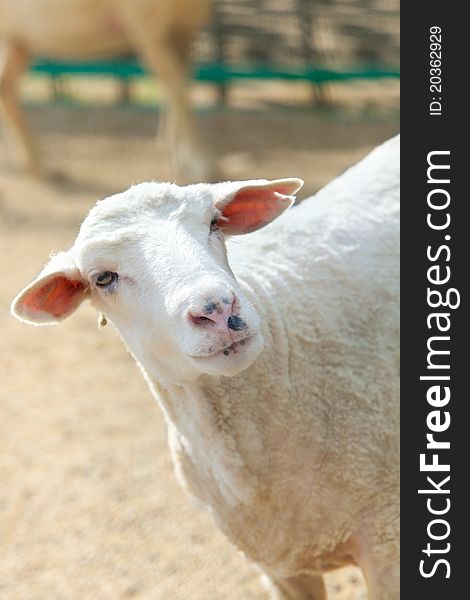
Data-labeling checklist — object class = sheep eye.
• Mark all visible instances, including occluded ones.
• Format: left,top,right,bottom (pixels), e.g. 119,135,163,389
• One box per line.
96,271,118,288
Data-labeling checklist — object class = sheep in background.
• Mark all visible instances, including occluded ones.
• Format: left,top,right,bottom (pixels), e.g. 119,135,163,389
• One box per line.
11,135,400,599
0,0,213,180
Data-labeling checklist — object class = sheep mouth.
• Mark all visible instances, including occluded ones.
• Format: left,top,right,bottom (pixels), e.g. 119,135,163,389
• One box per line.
191,334,255,359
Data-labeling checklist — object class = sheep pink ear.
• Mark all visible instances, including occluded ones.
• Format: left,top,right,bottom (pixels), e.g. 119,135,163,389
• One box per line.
214,178,303,235
11,252,89,326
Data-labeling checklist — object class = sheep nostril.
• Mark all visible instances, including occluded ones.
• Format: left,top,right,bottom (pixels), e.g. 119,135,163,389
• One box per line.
191,314,214,327
227,315,247,331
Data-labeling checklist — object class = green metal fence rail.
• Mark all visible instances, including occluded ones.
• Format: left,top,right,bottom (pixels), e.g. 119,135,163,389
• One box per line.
29,0,400,92
30,59,399,84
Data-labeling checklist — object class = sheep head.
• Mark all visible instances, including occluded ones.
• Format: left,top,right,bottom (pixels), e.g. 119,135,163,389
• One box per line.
11,178,303,383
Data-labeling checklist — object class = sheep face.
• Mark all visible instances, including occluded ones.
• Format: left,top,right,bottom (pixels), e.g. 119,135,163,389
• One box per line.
11,178,302,383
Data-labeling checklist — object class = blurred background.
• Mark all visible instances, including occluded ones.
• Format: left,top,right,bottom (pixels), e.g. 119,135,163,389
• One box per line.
1,0,399,598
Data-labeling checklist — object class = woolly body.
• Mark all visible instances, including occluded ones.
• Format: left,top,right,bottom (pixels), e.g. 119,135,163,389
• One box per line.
155,136,399,580
11,136,400,598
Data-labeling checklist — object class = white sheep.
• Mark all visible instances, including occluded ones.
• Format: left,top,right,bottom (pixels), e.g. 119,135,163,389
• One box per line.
11,135,400,600
0,0,213,180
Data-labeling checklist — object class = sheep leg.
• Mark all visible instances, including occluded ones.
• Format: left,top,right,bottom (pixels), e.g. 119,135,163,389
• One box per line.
152,28,193,168
0,41,43,176
120,19,216,182
264,573,327,600
151,27,217,182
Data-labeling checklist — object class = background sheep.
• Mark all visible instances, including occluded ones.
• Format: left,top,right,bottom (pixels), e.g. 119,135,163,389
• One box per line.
11,135,400,599
0,0,213,180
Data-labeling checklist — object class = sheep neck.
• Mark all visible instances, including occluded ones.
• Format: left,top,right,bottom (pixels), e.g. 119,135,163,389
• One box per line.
147,375,263,509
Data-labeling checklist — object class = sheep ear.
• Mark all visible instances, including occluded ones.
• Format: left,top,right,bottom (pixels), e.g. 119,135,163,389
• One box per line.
214,178,303,235
11,252,89,326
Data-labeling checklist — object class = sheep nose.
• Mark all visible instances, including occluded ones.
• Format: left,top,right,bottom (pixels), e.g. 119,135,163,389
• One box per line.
189,295,246,332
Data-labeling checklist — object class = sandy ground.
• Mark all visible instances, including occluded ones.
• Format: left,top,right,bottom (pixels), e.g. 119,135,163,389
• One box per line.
0,79,398,599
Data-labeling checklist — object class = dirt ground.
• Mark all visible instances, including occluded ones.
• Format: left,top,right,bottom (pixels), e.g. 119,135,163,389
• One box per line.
0,79,398,600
